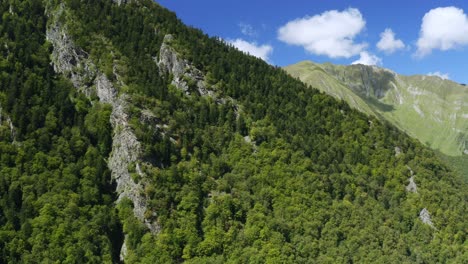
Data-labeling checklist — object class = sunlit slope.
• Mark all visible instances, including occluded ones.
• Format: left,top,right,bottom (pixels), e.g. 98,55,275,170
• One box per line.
285,60,468,157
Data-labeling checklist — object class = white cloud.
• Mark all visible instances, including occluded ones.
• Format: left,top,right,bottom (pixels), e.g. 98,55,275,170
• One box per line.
377,28,405,54
239,23,257,37
427,71,450,80
228,39,273,61
351,51,382,66
416,6,468,57
277,8,367,58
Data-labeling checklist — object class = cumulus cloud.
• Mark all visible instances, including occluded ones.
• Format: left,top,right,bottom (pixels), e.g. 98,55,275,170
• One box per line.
277,8,367,58
228,39,273,61
416,6,468,57
351,51,382,66
377,28,405,54
239,23,257,37
427,71,450,80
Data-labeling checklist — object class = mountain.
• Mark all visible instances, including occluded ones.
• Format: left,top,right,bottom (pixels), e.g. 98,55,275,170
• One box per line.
285,61,468,157
285,61,468,177
0,0,467,263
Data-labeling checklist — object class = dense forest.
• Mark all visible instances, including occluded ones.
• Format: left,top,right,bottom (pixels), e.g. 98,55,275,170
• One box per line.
0,0,467,263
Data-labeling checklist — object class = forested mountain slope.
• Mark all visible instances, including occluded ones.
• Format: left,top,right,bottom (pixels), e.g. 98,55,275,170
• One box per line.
0,0,467,263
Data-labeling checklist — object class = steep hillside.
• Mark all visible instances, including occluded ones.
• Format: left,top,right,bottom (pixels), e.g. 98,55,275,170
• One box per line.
285,61,468,157
1,0,467,263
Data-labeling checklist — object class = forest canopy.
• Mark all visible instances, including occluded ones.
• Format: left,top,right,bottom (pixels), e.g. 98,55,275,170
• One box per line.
0,0,466,263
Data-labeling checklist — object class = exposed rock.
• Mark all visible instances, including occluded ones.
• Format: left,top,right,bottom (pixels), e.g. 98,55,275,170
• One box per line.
405,166,418,193
0,104,16,142
405,165,418,193
158,35,183,76
46,5,160,257
406,176,418,193
158,34,239,116
158,34,215,97
46,6,97,96
406,165,414,176
113,0,132,5
140,109,161,125
6,117,16,142
419,208,434,228
95,74,117,104
394,146,402,157
120,235,128,262
158,35,190,94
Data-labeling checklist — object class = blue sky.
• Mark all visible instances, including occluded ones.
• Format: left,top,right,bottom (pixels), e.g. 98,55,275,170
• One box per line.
157,0,468,84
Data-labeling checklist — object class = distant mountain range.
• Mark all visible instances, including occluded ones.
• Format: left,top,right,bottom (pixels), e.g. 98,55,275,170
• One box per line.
285,61,468,176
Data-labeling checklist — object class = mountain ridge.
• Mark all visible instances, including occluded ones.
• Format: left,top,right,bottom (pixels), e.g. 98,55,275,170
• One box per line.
285,60,468,158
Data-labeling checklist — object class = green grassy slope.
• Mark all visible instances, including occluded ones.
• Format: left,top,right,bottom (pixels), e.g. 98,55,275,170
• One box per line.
285,61,468,161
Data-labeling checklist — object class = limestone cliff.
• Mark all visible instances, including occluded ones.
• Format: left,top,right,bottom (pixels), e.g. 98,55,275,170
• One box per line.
45,3,159,259
158,34,240,112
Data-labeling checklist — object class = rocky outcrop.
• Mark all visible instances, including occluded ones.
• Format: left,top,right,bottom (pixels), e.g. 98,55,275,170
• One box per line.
119,235,128,262
158,34,242,119
6,117,15,142
405,166,418,193
406,176,417,193
158,35,214,97
46,7,97,97
0,104,16,142
394,146,402,157
46,5,159,260
96,74,118,104
419,208,435,228
113,0,133,5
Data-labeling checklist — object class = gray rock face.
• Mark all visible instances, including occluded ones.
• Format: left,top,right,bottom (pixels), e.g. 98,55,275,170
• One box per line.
158,36,184,78
96,74,118,104
46,6,159,260
46,7,97,96
113,0,132,5
419,208,434,228
158,34,243,119
394,146,402,157
405,166,418,193
119,235,128,262
0,105,16,142
406,176,418,193
6,117,15,142
158,34,214,98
